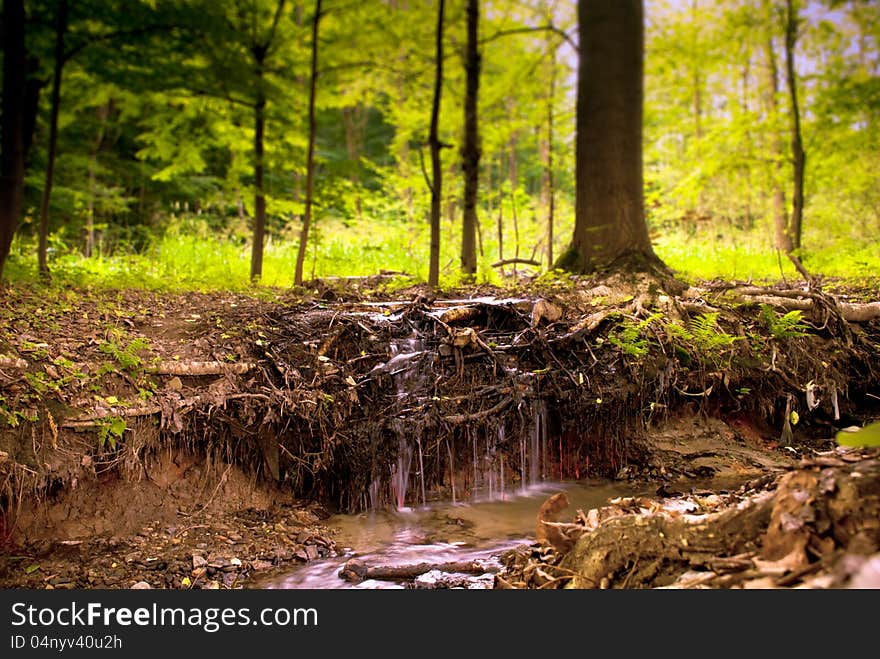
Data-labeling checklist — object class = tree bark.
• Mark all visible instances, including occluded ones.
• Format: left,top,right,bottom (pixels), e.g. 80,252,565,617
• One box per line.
784,0,805,251
545,34,556,268
763,33,790,253
294,0,321,287
558,0,657,273
251,81,266,282
0,0,28,280
37,0,70,279
427,0,445,288
341,104,365,221
460,0,480,278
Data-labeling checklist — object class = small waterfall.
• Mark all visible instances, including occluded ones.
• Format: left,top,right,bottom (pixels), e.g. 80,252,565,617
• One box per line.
390,431,413,510
446,439,457,505
498,425,506,501
530,399,548,485
416,435,426,508
368,477,381,511
385,332,427,510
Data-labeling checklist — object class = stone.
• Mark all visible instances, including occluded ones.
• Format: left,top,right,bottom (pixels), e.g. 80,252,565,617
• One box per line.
192,554,208,569
131,581,152,590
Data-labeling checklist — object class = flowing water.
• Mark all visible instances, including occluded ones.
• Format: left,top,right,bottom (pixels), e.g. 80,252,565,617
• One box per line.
256,479,643,589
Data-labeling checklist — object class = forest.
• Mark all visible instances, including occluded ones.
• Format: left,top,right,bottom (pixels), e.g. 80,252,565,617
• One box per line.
0,0,879,592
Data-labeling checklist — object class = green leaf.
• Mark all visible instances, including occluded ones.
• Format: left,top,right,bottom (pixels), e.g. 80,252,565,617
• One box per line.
24,564,40,574
836,421,880,448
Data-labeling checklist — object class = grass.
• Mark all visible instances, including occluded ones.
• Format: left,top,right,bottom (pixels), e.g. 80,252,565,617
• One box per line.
4,214,879,293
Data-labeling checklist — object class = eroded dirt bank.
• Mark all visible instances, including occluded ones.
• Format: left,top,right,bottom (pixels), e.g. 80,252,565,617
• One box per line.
0,274,878,588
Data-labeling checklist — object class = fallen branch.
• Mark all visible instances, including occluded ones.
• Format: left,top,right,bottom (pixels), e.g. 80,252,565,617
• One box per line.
726,288,880,322
61,392,270,428
149,361,257,376
442,398,511,425
339,558,496,583
492,258,541,268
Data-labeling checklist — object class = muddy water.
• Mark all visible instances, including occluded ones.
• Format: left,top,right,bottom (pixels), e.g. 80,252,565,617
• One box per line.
256,480,644,589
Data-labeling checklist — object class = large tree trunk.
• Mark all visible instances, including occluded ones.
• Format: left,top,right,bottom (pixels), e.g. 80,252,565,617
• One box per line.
763,33,790,253
294,0,321,287
558,0,657,273
427,0,445,288
38,0,70,279
0,0,28,280
460,0,480,278
784,0,805,251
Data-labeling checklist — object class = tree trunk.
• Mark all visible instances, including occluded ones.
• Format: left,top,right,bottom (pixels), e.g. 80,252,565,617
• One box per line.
558,0,657,273
37,0,69,279
0,0,28,280
294,0,321,287
460,0,480,278
427,0,445,288
544,33,556,268
784,0,805,251
762,32,790,253
342,104,365,221
251,83,266,282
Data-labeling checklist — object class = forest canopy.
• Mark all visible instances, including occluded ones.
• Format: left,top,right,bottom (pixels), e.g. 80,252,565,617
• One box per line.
1,0,878,289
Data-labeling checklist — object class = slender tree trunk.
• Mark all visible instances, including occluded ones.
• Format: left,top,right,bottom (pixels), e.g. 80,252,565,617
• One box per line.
37,0,69,279
691,1,702,142
460,0,480,278
342,104,365,221
0,0,28,280
508,134,520,259
545,35,556,268
295,0,321,287
784,0,805,251
85,102,109,258
558,0,656,273
763,34,789,252
251,84,266,282
427,0,445,288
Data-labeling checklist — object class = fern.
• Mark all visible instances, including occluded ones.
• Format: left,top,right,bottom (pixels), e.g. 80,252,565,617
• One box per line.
760,304,808,340
667,313,739,365
609,313,662,358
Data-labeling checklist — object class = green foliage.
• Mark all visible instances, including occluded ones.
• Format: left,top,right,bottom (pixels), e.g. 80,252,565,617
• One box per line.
98,337,151,371
667,312,740,365
96,415,127,451
609,313,663,359
836,421,880,448
760,304,809,340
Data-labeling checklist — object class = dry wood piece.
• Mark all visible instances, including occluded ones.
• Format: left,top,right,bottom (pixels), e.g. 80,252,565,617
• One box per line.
339,557,496,583
0,356,27,369
149,361,257,376
723,287,880,322
442,398,511,424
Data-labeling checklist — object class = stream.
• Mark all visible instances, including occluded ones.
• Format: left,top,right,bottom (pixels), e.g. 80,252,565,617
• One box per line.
255,480,644,589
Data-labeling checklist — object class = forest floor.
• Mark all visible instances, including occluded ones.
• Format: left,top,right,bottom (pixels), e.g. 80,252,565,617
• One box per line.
0,270,878,589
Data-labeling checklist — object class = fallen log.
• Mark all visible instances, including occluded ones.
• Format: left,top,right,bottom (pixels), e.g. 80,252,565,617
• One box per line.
149,361,257,376
339,558,497,584
723,287,880,322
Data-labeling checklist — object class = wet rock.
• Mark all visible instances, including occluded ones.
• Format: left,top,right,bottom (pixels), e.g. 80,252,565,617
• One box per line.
305,545,319,560
250,560,273,571
222,573,238,588
192,554,208,569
